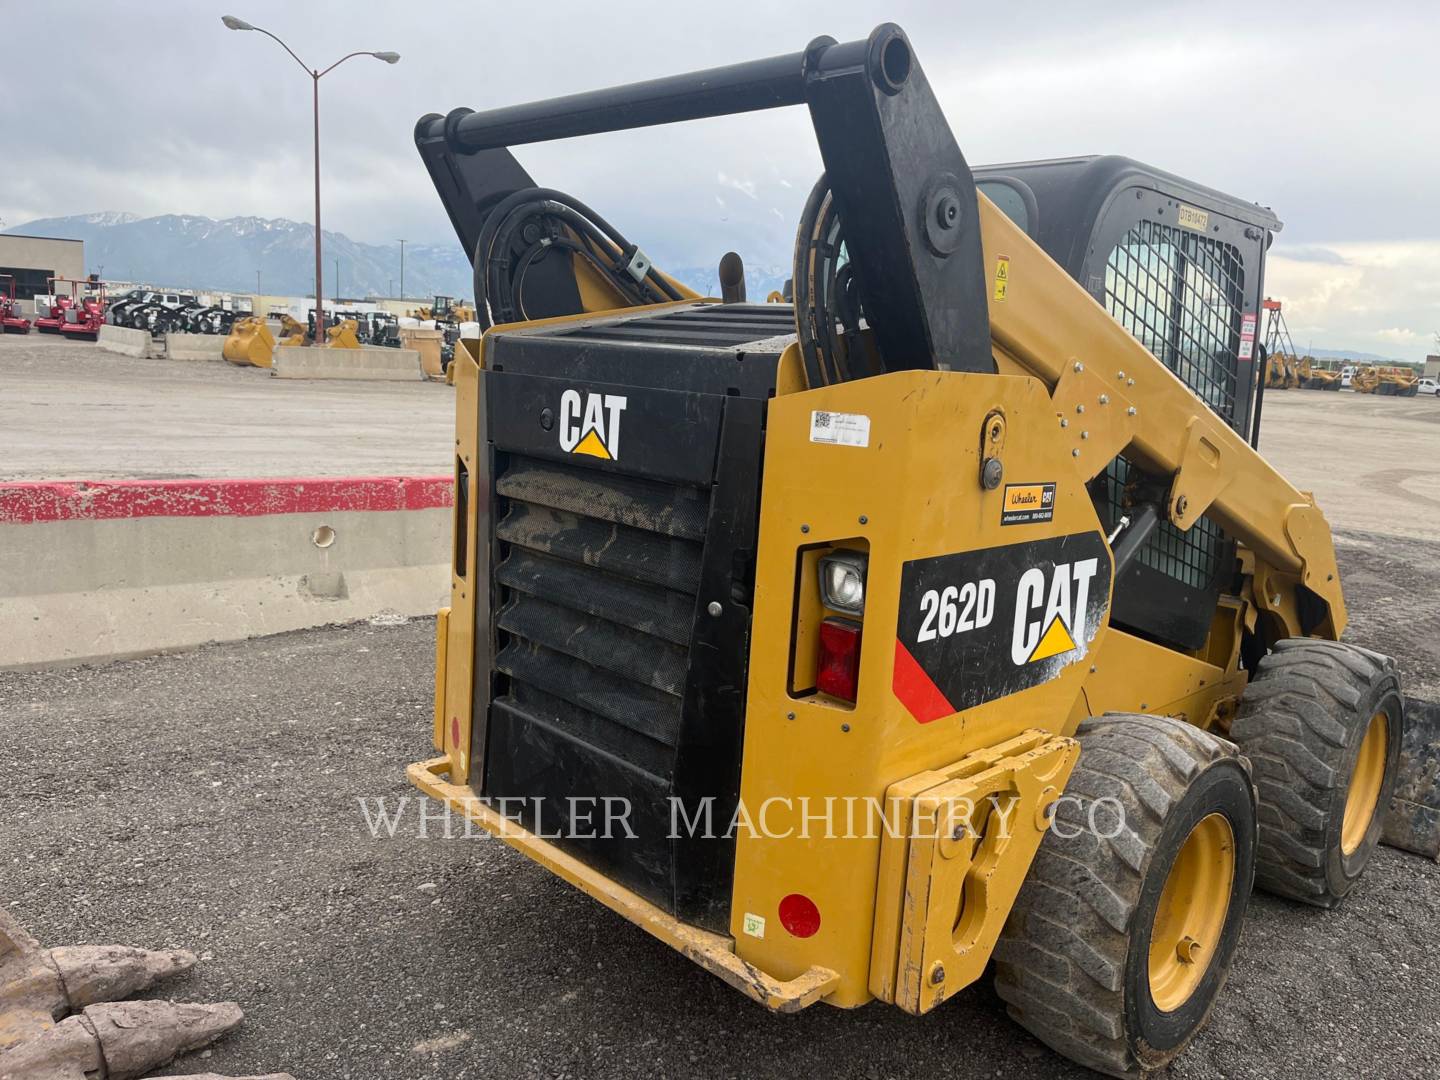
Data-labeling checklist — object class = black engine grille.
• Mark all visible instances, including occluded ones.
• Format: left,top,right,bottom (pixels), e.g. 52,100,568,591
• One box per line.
491,454,709,788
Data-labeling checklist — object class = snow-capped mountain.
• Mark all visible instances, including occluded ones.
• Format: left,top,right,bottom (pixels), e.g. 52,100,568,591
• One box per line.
2,211,794,303
3,212,474,299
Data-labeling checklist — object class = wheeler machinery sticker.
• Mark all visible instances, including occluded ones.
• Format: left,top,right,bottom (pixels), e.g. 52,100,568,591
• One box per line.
810,410,870,447
559,388,627,460
1001,482,1056,526
892,532,1112,723
742,912,766,938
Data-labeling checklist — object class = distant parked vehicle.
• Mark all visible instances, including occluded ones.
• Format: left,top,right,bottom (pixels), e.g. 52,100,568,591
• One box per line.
0,274,32,334
107,291,242,336
1417,377,1440,397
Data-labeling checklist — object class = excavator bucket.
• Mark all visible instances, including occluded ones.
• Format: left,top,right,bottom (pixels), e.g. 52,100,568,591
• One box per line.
324,319,361,349
221,317,276,368
1383,697,1440,859
276,315,308,346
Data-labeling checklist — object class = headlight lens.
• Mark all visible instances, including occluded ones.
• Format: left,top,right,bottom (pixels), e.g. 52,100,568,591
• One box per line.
819,550,867,615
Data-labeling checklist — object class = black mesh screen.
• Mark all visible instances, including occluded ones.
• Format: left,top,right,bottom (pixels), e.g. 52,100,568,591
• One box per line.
1102,219,1243,597
1103,457,1226,591
1103,219,1246,430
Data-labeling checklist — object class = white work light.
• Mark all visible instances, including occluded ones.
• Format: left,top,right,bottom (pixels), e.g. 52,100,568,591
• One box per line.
819,550,868,615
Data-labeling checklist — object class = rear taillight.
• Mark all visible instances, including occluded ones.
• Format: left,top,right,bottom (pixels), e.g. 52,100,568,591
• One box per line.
817,617,862,702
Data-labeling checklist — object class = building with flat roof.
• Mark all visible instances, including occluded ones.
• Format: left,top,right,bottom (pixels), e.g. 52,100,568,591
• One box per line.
1426,355,1440,380
0,234,86,305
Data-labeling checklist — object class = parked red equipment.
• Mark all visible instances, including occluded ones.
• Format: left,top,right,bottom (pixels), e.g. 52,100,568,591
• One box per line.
33,278,76,334
0,275,31,334
60,286,106,341
32,277,106,339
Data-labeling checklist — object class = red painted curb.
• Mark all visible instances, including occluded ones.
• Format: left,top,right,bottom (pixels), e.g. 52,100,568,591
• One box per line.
0,476,453,525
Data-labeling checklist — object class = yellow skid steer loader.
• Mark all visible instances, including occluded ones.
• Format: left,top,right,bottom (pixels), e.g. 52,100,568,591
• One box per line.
407,25,1438,1076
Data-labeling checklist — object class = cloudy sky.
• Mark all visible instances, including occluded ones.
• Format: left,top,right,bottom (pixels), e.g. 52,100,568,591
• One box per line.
6,1,1437,359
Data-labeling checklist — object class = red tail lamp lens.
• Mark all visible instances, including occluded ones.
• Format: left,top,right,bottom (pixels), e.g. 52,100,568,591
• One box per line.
817,617,862,702
779,893,821,938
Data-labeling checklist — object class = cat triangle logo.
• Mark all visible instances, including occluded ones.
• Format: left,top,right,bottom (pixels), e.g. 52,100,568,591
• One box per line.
1028,614,1077,662
559,389,627,462
573,429,611,459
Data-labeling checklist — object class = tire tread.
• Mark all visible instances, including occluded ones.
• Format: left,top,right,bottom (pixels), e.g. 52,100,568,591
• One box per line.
1231,638,1399,906
993,713,1244,1077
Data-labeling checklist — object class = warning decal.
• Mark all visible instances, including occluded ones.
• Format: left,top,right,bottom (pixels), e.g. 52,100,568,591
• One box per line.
893,532,1112,723
993,254,1010,302
1239,312,1257,362
1001,482,1056,526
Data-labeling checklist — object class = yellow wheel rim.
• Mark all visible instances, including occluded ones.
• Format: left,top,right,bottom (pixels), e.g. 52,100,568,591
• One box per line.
1148,813,1236,1013
1342,711,1388,855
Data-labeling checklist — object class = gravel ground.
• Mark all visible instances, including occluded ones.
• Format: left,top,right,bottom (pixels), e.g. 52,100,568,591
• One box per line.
3,531,1439,1080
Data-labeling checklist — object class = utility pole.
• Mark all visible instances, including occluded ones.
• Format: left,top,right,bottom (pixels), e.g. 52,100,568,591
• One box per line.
255,269,261,295
398,239,406,300
335,257,340,302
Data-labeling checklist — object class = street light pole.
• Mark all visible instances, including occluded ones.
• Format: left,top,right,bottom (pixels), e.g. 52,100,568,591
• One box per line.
397,239,406,301
221,16,398,346
313,70,323,340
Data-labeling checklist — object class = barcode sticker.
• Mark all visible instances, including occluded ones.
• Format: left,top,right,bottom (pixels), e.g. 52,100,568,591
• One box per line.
810,410,871,448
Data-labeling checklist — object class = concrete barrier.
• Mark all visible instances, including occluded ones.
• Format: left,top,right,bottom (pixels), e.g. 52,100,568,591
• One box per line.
271,344,424,381
97,325,154,358
400,327,445,378
165,332,227,361
0,475,452,670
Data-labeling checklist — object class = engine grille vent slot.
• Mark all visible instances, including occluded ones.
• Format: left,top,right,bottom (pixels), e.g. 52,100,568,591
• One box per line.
492,454,711,781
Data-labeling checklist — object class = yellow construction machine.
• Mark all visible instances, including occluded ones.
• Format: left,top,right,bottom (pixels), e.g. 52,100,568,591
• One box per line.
1264,351,1304,389
412,295,477,324
408,26,1432,1077
1301,358,1343,390
1354,366,1420,396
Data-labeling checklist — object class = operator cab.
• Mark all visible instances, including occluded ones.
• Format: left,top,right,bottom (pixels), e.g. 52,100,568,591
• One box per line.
976,156,1280,654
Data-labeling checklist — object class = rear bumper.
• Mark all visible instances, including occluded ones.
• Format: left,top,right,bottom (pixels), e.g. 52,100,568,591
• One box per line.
406,755,840,1012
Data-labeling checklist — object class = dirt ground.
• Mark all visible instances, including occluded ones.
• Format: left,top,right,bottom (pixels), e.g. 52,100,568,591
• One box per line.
2,524,1438,1080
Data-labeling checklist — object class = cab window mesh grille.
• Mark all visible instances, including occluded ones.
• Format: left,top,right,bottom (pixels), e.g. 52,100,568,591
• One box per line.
1103,219,1245,430
1104,456,1225,591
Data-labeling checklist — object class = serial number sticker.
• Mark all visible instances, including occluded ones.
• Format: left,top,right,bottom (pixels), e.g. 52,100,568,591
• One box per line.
810,410,871,448
742,912,766,938
1177,204,1209,232
1001,482,1056,526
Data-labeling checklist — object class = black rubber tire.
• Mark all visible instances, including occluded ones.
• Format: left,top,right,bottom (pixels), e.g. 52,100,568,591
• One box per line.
1230,638,1402,908
993,714,1257,1078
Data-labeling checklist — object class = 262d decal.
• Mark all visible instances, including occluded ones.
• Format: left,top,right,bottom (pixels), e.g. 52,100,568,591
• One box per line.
893,533,1112,723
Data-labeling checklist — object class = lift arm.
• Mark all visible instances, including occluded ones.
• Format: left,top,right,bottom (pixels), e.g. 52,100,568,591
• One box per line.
414,22,1344,636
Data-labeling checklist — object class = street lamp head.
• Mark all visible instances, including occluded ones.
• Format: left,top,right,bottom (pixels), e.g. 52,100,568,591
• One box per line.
220,15,255,31
373,51,401,64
